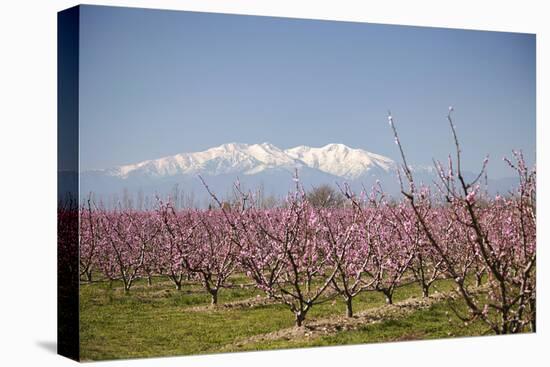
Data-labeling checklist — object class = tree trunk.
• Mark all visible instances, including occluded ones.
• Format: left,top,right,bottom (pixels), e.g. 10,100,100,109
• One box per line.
422,284,429,298
86,271,93,283
384,291,393,305
123,278,131,294
295,311,306,327
210,290,218,305
175,282,182,291
346,297,354,318
147,275,153,286
475,274,482,287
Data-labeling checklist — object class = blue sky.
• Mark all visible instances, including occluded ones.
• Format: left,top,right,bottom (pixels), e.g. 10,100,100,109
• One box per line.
79,5,535,178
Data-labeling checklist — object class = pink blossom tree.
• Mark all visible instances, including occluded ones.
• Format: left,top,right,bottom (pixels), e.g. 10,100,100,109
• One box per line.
157,202,197,290
388,108,536,333
96,208,160,293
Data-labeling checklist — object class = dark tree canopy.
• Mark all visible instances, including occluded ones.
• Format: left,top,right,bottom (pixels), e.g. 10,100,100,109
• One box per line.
306,184,345,208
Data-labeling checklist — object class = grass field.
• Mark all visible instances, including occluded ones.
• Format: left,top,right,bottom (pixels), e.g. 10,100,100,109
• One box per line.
80,275,493,361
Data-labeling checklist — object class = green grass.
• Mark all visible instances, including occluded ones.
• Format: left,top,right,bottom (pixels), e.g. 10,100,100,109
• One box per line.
80,275,492,361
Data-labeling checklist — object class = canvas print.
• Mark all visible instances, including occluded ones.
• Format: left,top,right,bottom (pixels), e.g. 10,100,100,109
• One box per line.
58,5,536,362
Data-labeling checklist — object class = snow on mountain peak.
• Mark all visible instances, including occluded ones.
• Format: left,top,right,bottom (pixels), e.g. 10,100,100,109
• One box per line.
103,142,395,179
285,143,394,178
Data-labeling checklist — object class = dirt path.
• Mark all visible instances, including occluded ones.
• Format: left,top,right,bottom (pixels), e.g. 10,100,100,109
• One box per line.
221,290,462,350
186,294,278,312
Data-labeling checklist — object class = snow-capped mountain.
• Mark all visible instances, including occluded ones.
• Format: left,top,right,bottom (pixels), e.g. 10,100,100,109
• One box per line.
98,142,396,180
75,142,517,207
285,144,394,179
78,142,400,206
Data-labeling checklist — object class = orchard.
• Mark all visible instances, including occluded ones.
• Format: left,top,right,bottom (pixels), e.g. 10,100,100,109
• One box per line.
65,110,536,359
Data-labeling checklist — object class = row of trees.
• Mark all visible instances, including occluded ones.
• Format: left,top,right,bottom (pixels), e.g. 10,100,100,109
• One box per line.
79,168,534,332
74,109,535,333
85,182,297,211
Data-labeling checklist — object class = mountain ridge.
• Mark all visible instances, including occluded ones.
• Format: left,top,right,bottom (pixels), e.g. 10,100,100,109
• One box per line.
91,142,396,180
77,142,517,207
